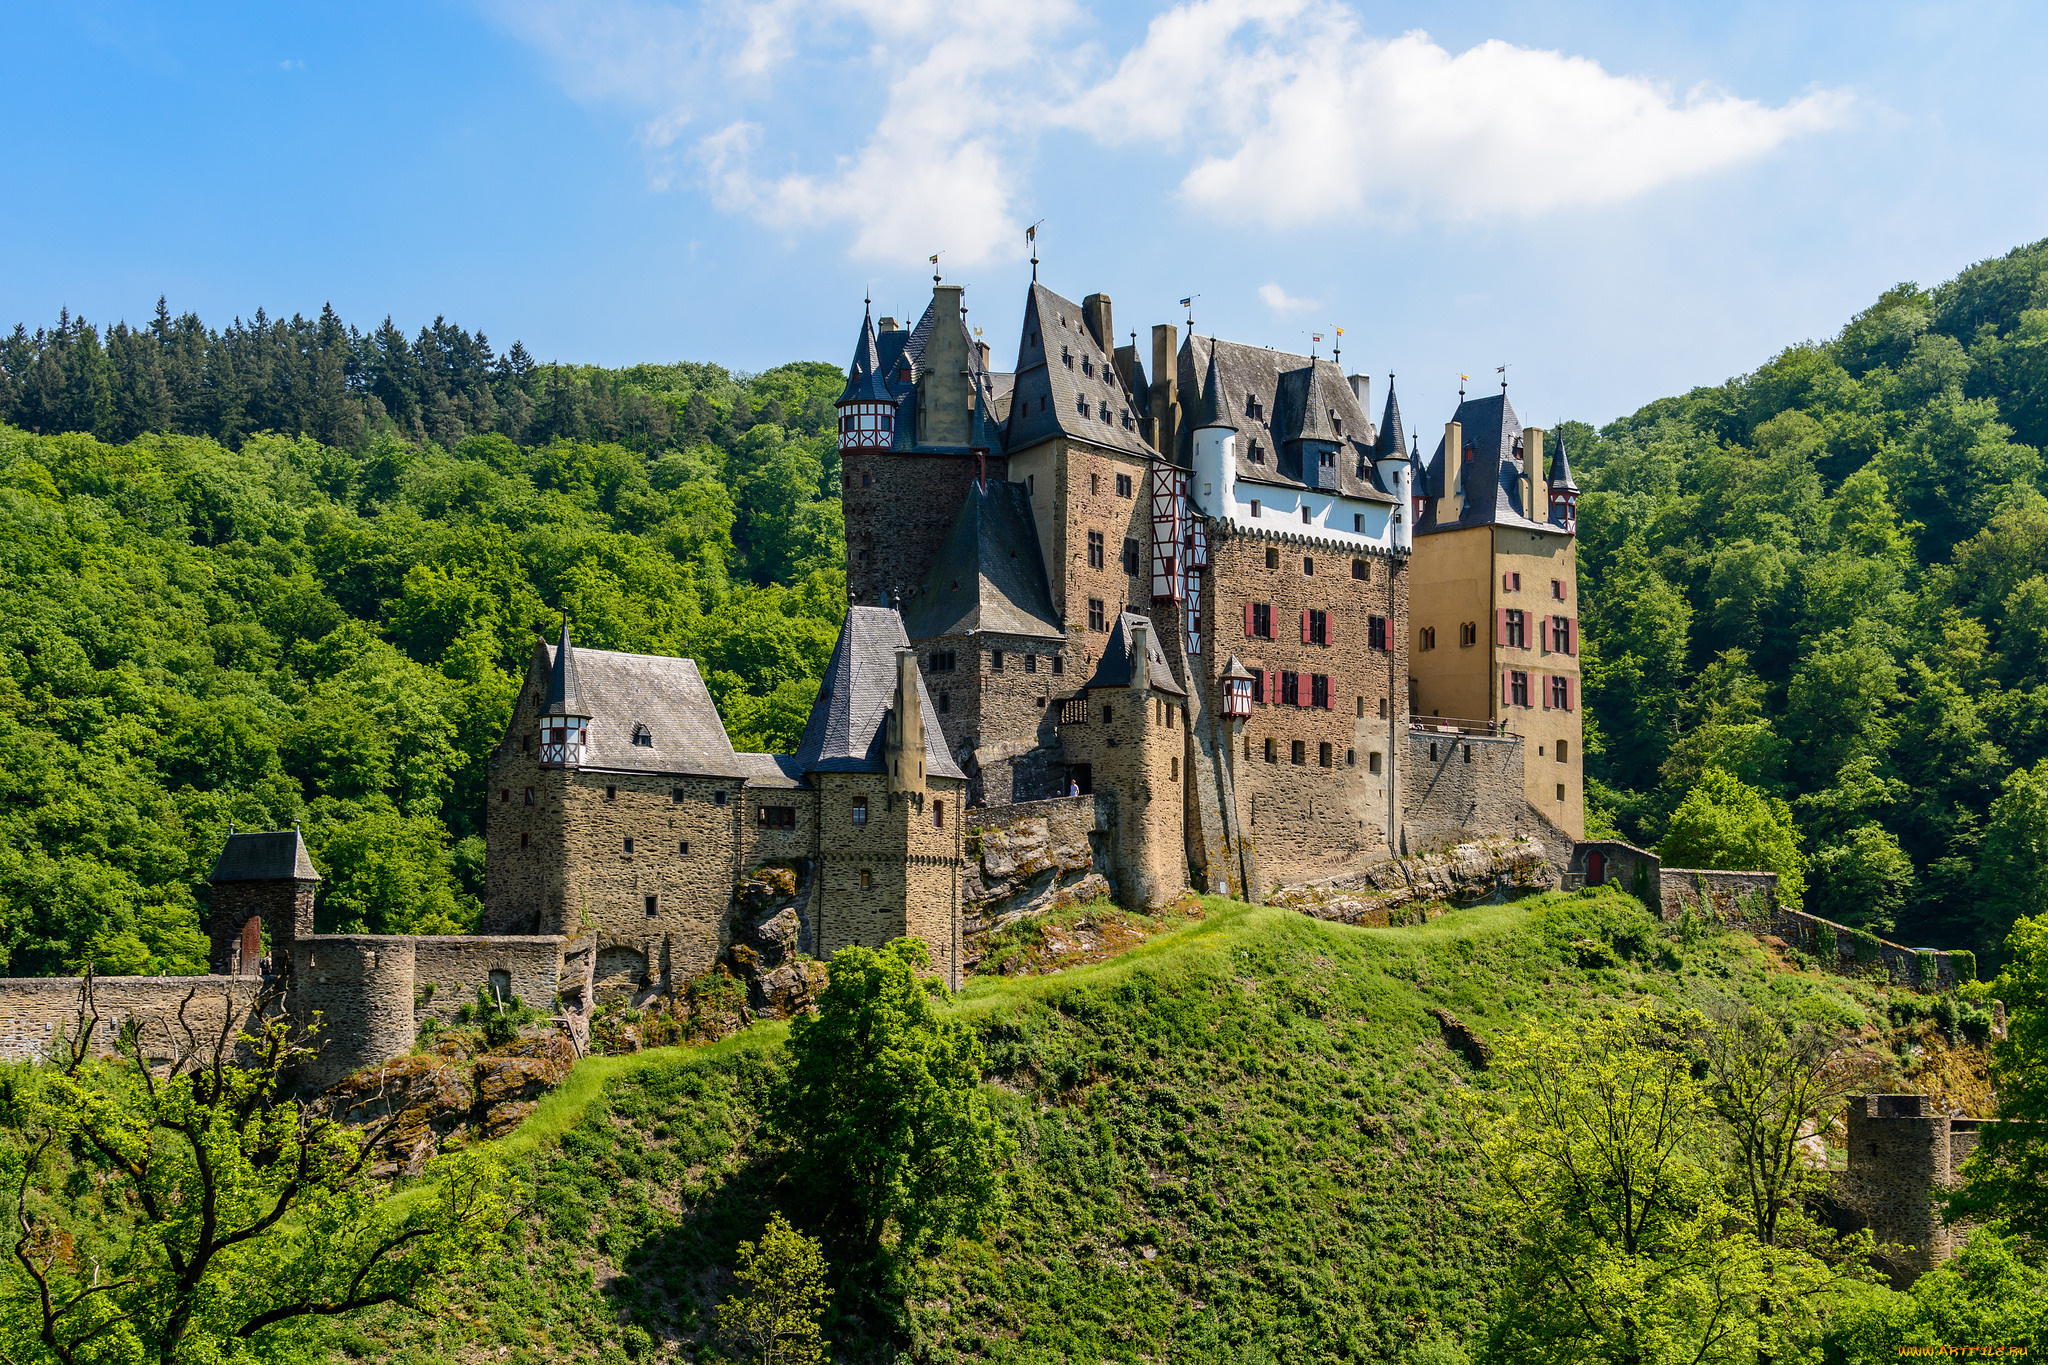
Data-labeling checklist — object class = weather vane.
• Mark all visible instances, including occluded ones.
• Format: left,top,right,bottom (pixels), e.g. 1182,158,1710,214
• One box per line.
1025,221,1043,281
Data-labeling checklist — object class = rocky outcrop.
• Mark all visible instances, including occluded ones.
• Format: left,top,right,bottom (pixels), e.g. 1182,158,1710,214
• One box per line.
963,800,1114,962
1269,837,1553,927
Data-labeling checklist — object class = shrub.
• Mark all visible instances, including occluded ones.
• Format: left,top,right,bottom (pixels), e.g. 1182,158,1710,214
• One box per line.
1815,923,1839,963
1917,949,1940,989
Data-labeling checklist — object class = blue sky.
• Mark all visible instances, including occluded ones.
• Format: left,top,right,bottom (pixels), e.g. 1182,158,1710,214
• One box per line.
4,1,2046,428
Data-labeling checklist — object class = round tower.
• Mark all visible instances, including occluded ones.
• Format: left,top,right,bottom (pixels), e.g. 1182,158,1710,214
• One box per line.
287,936,416,1091
538,616,589,767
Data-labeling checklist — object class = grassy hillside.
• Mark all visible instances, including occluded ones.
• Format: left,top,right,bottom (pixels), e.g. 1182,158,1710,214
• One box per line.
340,888,1902,1364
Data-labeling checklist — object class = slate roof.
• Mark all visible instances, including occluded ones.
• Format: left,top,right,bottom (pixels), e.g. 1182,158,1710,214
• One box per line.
539,618,586,718
1175,337,1395,502
902,480,1064,642
1548,427,1580,493
791,607,967,781
534,641,745,778
210,830,320,882
836,304,893,405
735,752,805,789
1374,378,1406,460
1004,283,1155,458
1082,611,1185,696
1190,345,1237,431
1417,392,1555,535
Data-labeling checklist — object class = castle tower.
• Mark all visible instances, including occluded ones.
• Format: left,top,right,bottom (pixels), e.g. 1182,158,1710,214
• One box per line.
1407,393,1582,838
538,617,590,767
208,829,320,976
1547,427,1581,532
1374,379,1412,554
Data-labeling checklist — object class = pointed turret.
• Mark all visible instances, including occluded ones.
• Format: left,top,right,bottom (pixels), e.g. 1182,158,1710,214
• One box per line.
1191,343,1237,431
1547,427,1581,532
1374,376,1406,460
836,299,897,452
1371,377,1413,551
538,616,590,766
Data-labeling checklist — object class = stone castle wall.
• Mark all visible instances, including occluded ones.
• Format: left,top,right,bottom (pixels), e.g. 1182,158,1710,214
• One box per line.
0,974,270,1067
1658,870,1972,991
1834,1094,1993,1287
411,934,579,1022
844,451,996,607
1403,728,1529,854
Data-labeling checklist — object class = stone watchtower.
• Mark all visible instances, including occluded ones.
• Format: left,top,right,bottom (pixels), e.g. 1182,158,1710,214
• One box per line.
1838,1093,1990,1286
207,828,320,976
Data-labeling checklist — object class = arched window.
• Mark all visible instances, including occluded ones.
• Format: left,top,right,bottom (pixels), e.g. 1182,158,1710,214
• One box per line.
631,723,652,747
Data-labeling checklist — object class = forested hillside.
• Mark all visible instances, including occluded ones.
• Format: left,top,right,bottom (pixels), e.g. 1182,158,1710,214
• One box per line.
0,303,849,975
1561,236,2048,961
5,240,2048,978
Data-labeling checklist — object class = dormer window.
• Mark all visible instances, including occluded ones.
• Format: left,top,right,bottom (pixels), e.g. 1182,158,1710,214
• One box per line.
1062,347,1073,369
1082,356,1093,377
631,723,653,747
1249,442,1265,464
1332,415,1342,437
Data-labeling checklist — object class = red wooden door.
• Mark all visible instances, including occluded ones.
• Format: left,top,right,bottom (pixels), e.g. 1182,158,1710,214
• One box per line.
239,916,262,975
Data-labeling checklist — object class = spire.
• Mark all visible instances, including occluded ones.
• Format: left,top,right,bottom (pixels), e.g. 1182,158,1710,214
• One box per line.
836,305,891,405
1294,360,1337,442
1547,427,1580,491
1191,342,1237,431
1373,374,1406,460
540,615,587,720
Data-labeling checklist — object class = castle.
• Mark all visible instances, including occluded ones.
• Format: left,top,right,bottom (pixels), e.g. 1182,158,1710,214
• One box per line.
0,273,1588,1069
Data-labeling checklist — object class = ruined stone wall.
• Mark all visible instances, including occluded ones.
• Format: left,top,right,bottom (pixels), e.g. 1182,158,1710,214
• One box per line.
1661,870,1972,991
0,975,269,1066
411,935,573,1023
843,451,992,607
1207,528,1408,889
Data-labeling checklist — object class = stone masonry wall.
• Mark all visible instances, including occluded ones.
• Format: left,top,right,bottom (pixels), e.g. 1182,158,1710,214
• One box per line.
0,975,269,1066
1207,527,1408,888
844,451,994,608
1403,728,1541,855
411,935,576,1023
289,936,420,1093
1834,1095,1994,1286
1058,687,1186,908
1660,870,1972,991
208,879,315,975
814,773,970,987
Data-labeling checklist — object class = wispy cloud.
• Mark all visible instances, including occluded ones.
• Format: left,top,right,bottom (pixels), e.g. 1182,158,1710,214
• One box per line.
1259,282,1318,314
484,0,1852,264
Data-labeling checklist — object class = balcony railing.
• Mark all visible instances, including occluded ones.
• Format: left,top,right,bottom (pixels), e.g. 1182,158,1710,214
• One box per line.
1410,716,1513,737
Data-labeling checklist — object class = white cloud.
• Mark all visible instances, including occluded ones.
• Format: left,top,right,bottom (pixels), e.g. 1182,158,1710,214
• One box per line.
1259,282,1317,313
487,0,1852,263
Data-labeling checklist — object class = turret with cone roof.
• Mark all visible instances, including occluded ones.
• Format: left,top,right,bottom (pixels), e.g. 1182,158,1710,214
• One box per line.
1191,344,1237,432
538,615,590,766
1547,426,1581,532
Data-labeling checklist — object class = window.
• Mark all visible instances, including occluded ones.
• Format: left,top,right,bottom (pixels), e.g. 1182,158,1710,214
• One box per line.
937,692,949,713
632,723,652,747
1076,395,1089,415
1352,558,1368,580
713,790,727,806
1301,507,1312,525
933,800,945,829
862,472,871,488
1250,603,1273,638
605,785,617,801
1460,622,1478,647
1553,579,1567,601
1505,609,1526,648
524,787,534,805
1420,626,1436,650
522,735,532,754
1347,748,1355,765
1052,655,1064,675
991,649,1004,671
758,806,797,829
1062,346,1073,369
1122,537,1140,575
1103,704,1114,724
1369,751,1383,775
1249,443,1265,465
1088,530,1105,568
623,837,635,854
1251,670,1266,703
1311,674,1330,709
1308,609,1328,645
1357,696,1365,717
1265,547,1279,569
1082,355,1093,376
1123,412,1135,429
1464,744,1473,764
500,788,509,803
1250,499,1261,517
1353,513,1363,532
1291,739,1306,765
1264,737,1277,762
1281,671,1300,705
1550,616,1572,652
1303,556,1314,575
1379,697,1389,719
1367,615,1387,649
645,894,658,918
1557,739,1570,764
1029,474,1035,496
1089,598,1106,631
1170,756,1179,781
1429,742,1438,762
1025,653,1038,673
1550,675,1572,710
852,795,868,826
679,840,690,854
520,831,530,848
671,786,686,803
1510,671,1530,707
1557,784,1567,802
1319,742,1333,768
1116,472,1132,497
860,868,873,889
1091,473,1100,495
926,650,956,672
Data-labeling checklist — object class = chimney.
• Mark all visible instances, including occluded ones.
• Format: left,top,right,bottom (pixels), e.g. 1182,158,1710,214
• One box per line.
1444,420,1464,520
1129,619,1151,695
1347,373,1370,413
879,316,899,333
1522,427,1545,521
888,647,925,793
1150,323,1180,457
1083,293,1114,353
916,284,972,447
974,339,990,373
